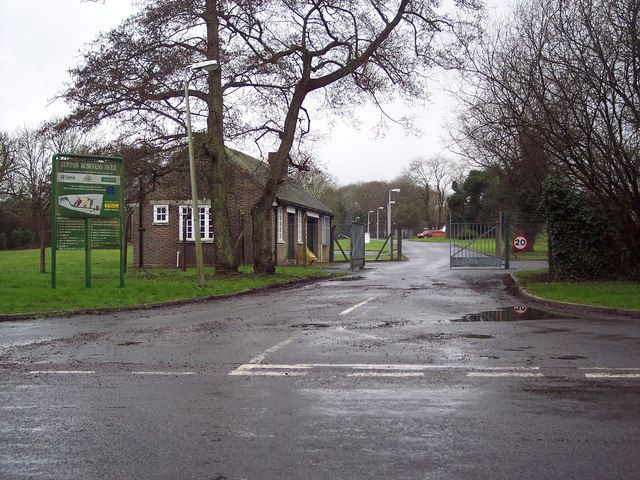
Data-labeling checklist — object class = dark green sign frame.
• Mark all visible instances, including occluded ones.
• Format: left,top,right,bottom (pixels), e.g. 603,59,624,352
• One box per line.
51,153,125,288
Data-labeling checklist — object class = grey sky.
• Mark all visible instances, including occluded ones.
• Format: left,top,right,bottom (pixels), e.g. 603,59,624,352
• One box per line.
0,0,506,185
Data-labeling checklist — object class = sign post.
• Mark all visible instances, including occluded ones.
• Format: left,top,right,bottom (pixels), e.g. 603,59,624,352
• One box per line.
51,153,125,288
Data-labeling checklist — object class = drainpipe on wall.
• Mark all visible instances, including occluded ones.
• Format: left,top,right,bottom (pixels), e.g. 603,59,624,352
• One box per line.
273,204,278,266
138,176,145,268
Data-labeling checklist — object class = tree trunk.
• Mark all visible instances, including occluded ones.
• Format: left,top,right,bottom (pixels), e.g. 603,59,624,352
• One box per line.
205,0,237,273
252,85,308,273
251,202,276,273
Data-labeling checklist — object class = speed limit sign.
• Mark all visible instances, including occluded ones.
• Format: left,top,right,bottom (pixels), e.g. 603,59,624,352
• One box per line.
512,235,528,251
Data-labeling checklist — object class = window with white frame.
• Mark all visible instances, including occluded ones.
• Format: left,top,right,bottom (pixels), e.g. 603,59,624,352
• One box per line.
178,205,214,241
322,216,331,245
297,211,304,244
153,204,169,224
277,207,284,243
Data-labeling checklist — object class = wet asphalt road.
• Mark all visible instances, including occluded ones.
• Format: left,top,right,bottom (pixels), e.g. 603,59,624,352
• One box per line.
1,242,639,479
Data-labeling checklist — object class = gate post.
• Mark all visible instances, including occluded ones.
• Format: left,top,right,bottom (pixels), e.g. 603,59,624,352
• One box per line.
496,212,502,260
504,210,510,269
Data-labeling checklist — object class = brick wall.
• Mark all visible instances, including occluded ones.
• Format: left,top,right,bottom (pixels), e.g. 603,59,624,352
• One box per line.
130,160,330,268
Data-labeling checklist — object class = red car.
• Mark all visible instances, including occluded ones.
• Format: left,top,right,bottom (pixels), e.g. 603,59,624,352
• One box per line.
417,229,432,238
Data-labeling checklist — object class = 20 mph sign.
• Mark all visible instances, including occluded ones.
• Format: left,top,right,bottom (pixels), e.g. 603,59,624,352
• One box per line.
512,235,528,251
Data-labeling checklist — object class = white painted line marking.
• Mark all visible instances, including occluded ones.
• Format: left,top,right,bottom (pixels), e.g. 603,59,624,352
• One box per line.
229,370,307,377
131,371,196,376
234,364,313,370
229,337,299,376
579,367,640,371
228,363,545,377
585,373,640,379
248,337,297,365
28,370,95,375
339,297,374,315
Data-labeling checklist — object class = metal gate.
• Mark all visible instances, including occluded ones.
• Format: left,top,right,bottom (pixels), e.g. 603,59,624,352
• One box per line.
350,222,365,270
449,215,503,268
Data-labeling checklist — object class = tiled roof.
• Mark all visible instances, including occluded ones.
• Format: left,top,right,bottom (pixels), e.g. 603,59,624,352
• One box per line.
227,148,333,216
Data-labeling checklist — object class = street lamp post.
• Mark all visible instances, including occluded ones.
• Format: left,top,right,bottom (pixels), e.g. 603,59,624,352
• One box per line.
376,206,384,239
388,188,401,257
184,59,219,287
367,210,374,235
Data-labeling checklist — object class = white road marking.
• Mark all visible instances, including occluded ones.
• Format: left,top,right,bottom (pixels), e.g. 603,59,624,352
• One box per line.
579,367,640,371
131,371,196,376
585,373,640,379
27,370,95,375
348,372,425,378
339,297,374,315
247,337,297,365
228,363,547,377
229,370,307,377
467,372,544,378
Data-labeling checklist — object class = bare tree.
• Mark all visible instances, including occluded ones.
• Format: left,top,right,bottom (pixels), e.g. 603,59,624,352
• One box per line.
454,0,640,251
0,131,18,199
405,156,455,227
7,124,97,271
61,0,481,273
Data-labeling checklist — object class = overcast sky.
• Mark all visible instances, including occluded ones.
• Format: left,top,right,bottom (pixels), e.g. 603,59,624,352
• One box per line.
0,0,506,185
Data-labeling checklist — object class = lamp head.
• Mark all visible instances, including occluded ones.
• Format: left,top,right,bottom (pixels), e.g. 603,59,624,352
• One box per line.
190,60,219,72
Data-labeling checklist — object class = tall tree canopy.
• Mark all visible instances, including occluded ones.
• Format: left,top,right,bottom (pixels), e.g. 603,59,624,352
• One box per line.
61,0,481,273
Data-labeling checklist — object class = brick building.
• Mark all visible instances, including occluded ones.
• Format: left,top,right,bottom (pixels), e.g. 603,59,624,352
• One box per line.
130,148,333,268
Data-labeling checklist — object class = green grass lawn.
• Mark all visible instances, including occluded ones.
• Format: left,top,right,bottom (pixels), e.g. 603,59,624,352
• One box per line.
515,270,640,310
0,247,331,315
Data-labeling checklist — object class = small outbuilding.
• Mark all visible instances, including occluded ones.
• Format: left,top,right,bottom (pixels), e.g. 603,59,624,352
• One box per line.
130,148,333,268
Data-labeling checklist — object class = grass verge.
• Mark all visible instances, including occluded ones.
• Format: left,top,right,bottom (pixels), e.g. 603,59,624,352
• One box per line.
514,270,640,310
0,247,333,316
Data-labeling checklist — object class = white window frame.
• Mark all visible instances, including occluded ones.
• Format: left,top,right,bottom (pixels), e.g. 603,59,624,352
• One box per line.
277,207,284,243
297,211,304,244
153,204,169,224
322,216,331,246
179,205,214,242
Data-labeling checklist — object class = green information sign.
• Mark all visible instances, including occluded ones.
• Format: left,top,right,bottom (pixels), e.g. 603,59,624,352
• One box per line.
51,153,125,288
54,157,123,218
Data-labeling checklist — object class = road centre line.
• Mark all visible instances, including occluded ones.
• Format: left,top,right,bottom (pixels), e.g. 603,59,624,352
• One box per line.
339,297,375,316
585,373,640,379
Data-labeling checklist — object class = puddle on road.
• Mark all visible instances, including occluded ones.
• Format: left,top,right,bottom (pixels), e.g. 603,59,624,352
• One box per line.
450,306,574,323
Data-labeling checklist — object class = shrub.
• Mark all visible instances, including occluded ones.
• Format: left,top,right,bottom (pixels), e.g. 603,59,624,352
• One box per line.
10,229,35,249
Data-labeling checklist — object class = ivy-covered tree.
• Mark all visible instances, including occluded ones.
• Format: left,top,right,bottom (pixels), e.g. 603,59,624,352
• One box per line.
540,175,631,280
